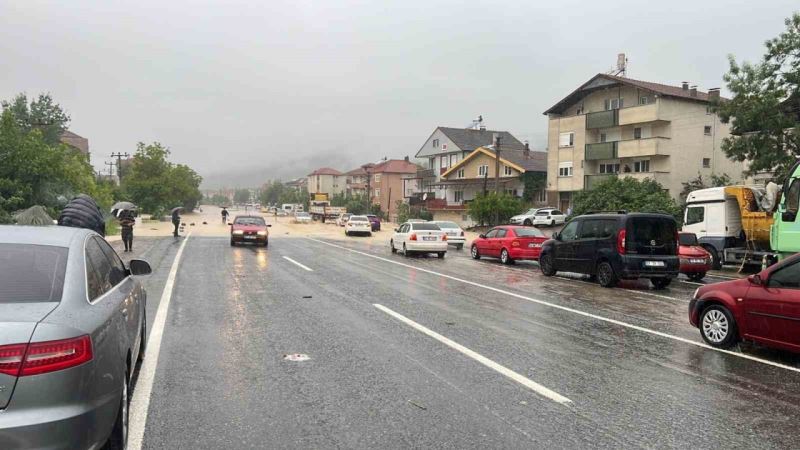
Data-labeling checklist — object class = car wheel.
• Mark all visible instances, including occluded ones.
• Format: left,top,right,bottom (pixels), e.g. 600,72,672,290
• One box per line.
523,219,532,226
471,245,481,259
368,232,372,237
104,369,129,450
456,243,463,250
539,254,556,276
700,305,738,348
651,277,672,290
437,252,446,259
596,261,618,288
703,245,722,270
500,248,513,265
688,272,706,282
550,220,555,227
403,243,410,256
390,240,397,253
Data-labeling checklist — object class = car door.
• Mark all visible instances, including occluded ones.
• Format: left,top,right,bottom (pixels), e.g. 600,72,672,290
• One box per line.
552,210,566,224
575,219,599,273
491,228,508,257
553,220,581,270
96,237,141,357
478,228,497,254
744,258,800,350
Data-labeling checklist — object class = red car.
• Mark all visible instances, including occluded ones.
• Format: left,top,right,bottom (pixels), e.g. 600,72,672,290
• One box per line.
470,225,547,264
679,232,712,281
689,253,800,351
230,215,271,247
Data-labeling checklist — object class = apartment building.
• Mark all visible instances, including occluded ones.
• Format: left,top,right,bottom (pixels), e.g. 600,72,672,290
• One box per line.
344,167,369,197
544,74,747,211
368,158,418,221
307,168,344,196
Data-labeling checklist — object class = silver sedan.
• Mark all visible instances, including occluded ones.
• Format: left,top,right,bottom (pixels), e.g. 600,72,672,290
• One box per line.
0,225,151,449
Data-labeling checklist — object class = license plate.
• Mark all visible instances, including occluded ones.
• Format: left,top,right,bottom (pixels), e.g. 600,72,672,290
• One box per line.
689,258,706,264
244,235,256,239
528,243,541,248
644,261,665,267
422,236,437,241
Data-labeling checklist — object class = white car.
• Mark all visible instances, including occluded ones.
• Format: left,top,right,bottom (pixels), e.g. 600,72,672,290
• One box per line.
345,215,372,236
336,213,352,227
530,208,567,226
390,222,448,257
294,212,312,223
430,221,465,249
508,207,556,225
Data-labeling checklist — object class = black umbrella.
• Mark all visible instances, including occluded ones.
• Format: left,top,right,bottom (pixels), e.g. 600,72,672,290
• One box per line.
170,207,184,214
110,201,137,212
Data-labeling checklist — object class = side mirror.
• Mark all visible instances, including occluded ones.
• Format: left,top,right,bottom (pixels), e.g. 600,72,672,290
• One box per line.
129,259,152,276
782,210,797,222
748,274,763,286
479,234,486,239
267,224,272,227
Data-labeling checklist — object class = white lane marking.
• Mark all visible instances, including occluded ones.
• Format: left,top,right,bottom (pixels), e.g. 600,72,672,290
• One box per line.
129,233,191,450
373,303,572,406
679,279,705,286
283,255,313,271
306,238,800,375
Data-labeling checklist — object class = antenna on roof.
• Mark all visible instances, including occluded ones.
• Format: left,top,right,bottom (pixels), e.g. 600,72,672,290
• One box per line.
467,115,485,130
606,53,627,77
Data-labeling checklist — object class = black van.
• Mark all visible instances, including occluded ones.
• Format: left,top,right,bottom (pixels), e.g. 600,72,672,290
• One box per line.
538,212,679,289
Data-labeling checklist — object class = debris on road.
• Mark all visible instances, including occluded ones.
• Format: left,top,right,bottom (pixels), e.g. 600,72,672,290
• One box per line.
445,321,455,326
283,353,310,362
302,295,313,299
407,400,427,410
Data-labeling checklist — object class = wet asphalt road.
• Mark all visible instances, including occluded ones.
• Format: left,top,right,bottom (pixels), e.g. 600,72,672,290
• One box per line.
124,235,800,449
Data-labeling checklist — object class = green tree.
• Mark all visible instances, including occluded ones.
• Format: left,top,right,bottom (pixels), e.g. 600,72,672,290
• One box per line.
170,164,203,210
520,172,546,203
233,189,251,204
679,172,734,205
209,193,229,206
467,193,522,226
573,176,681,221
715,13,800,182
259,180,286,206
2,93,71,146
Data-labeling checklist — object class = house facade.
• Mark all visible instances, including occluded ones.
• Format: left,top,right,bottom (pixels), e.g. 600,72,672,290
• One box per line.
368,158,418,221
344,167,369,197
307,168,344,196
544,73,747,211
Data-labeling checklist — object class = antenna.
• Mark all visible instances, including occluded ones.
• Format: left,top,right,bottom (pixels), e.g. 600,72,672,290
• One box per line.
606,53,628,77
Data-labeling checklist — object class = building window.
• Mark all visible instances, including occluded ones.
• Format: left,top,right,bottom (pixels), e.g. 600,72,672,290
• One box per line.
639,96,649,105
702,158,711,168
576,107,583,115
457,168,465,178
505,188,517,196
600,133,607,143
503,165,513,176
599,163,620,174
558,132,575,147
440,156,447,168
442,143,447,150
634,127,642,139
634,160,650,173
450,154,457,166
558,162,573,177
478,165,489,177
374,174,381,183
704,125,712,135
429,157,435,169
374,188,380,197
535,190,547,203
604,98,623,110
454,190,463,203
433,139,439,148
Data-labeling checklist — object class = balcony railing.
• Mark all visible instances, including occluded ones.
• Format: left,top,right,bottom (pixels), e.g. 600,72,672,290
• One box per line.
584,174,617,189
617,137,670,158
586,109,618,129
585,141,618,160
618,102,666,126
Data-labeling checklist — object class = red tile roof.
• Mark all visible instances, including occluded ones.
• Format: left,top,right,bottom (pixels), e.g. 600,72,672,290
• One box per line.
345,167,368,176
307,167,342,176
370,159,417,174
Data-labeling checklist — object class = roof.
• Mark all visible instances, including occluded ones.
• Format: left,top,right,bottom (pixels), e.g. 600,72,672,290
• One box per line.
0,225,91,247
370,159,417,174
307,167,342,176
441,146,547,178
417,127,527,157
544,73,722,115
59,130,89,154
345,167,368,176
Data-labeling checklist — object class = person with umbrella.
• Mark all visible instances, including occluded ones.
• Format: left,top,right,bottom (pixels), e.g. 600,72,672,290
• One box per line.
110,201,138,252
171,207,182,237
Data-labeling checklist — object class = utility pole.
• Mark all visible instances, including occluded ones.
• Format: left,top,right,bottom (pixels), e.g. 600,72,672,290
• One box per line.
103,161,116,178
110,152,130,182
362,164,372,214
493,133,501,226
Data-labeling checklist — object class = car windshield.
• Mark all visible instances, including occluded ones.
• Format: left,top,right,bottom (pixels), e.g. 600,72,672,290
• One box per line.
296,213,310,217
411,223,440,231
234,217,265,226
350,216,368,222
524,209,537,215
514,227,545,237
0,244,68,303
435,221,459,229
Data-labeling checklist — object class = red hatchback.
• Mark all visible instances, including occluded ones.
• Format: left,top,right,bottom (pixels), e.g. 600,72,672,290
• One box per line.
471,225,547,264
230,215,271,246
679,232,712,281
689,253,800,352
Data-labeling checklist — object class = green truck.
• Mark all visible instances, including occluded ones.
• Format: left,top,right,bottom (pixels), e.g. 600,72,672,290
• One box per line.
772,158,800,260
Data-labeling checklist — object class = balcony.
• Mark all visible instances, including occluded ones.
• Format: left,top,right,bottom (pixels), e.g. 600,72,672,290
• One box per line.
617,137,670,158
586,109,618,129
584,174,617,189
585,142,618,160
618,102,668,126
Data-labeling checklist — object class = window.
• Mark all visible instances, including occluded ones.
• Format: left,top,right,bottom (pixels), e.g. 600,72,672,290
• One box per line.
704,126,712,135
503,165,513,176
450,154,458,166
560,221,580,241
634,160,650,173
85,238,113,301
429,157,435,169
579,219,616,239
454,190,463,203
505,188,517,196
374,174,381,183
599,163,620,174
535,190,547,203
558,132,575,147
784,179,799,219
96,237,127,286
634,127,642,139
600,133,607,143
685,206,705,226
0,244,68,304
558,162,573,177
767,259,800,289
442,143,447,150
514,228,545,238
440,156,447,169
604,98,623,110
374,188,380,197
639,96,649,105
495,229,507,238
433,139,439,148
457,168,465,178
485,229,499,239
576,107,583,115
702,158,711,168
478,165,489,177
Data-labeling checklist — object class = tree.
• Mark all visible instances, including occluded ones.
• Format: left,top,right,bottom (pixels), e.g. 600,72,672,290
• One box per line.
259,180,286,206
520,172,546,204
679,173,734,205
1,93,71,146
573,176,681,221
467,193,522,226
209,193,229,206
233,189,251,204
715,13,800,182
170,164,203,210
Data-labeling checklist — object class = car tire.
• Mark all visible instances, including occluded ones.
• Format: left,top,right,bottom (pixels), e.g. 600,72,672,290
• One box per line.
437,252,445,259
688,272,706,282
500,248,513,265
263,239,269,248
699,305,738,348
596,261,618,288
403,243,410,256
703,245,722,270
651,277,672,290
104,369,129,450
539,254,556,276
345,231,349,236
523,219,532,226
390,240,397,253
368,232,372,237
456,243,464,250
471,245,481,259
550,220,555,227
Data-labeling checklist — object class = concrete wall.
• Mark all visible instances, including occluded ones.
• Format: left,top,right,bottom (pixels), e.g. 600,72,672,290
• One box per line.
431,209,475,228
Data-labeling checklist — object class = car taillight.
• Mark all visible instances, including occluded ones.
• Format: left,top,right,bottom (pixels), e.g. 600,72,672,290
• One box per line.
410,234,417,241
617,229,626,254
511,240,520,247
460,231,464,236
442,234,447,241
0,335,93,377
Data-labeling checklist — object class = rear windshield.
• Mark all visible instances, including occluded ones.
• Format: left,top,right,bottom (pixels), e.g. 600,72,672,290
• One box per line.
514,228,545,237
296,213,310,217
411,223,441,231
0,244,69,303
234,217,265,226
435,222,459,229
535,211,550,216
627,217,677,255
350,216,368,222
679,233,698,246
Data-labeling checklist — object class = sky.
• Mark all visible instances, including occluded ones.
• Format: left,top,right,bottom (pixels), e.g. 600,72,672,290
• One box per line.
1,0,797,188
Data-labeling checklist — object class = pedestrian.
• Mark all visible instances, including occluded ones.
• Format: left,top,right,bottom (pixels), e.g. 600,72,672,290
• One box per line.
120,211,135,252
221,207,229,224
566,206,573,217
172,208,181,237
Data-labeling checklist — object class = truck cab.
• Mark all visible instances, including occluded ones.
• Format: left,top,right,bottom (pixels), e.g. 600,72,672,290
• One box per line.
772,160,800,258
682,187,743,268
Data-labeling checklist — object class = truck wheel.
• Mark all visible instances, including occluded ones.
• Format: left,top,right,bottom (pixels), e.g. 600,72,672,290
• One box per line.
703,245,722,270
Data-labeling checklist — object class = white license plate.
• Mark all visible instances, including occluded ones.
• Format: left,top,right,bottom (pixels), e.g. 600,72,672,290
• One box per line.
244,235,257,239
644,261,665,267
422,236,437,241
528,243,540,248
689,258,706,264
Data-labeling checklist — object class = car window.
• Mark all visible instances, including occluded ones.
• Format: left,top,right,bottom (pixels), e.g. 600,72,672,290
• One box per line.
0,244,68,304
514,228,545,237
412,223,441,231
485,229,499,238
85,237,113,301
768,259,800,289
234,217,266,226
579,219,616,239
686,206,705,225
496,229,507,238
785,179,800,218
560,221,580,241
400,224,409,233
536,211,549,216
553,211,563,216
96,237,128,286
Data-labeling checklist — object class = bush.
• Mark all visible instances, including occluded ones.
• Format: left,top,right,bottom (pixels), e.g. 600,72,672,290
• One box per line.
573,176,681,222
467,193,522,226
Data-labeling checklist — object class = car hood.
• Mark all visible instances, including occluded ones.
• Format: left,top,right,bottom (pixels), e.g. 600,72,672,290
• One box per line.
232,225,266,232
679,245,709,257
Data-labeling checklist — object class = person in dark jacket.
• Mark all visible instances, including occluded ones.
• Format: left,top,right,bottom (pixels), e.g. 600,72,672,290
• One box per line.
120,211,135,252
171,208,181,237
57,194,106,236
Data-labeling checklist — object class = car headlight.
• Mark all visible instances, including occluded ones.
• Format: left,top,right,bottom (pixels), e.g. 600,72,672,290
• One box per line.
233,230,244,235
257,230,267,236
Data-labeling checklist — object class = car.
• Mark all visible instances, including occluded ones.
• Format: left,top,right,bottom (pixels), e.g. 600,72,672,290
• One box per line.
345,215,372,236
539,212,679,289
508,207,557,225
407,219,427,223
0,225,151,449
366,214,381,231
294,212,312,223
679,232,712,281
390,222,447,257
530,208,567,227
689,253,800,351
430,221,466,249
230,215,271,246
471,225,547,264
336,213,352,227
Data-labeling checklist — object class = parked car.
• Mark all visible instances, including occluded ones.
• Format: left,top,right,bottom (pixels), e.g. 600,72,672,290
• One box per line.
345,215,372,236
230,215,271,247
509,207,556,225
294,212,312,224
430,221,465,249
689,253,800,351
336,213,352,227
471,225,547,264
530,208,567,227
539,212,679,289
0,225,151,449
391,222,447,257
679,232,712,281
366,214,381,231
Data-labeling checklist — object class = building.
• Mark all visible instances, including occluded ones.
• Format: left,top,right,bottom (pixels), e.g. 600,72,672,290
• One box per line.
284,177,308,191
344,167,369,197
307,168,344,196
60,130,89,157
367,158,418,221
544,73,747,211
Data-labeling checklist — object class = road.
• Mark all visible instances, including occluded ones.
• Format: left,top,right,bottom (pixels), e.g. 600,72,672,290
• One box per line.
117,233,800,449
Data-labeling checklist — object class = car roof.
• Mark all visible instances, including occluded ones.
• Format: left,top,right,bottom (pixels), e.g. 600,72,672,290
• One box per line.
576,212,675,220
233,215,262,219
0,224,92,247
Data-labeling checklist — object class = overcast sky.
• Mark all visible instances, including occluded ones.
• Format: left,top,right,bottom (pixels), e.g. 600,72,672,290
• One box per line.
1,0,797,187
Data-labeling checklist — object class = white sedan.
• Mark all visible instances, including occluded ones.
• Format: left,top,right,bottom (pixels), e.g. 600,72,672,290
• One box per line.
345,215,372,236
531,208,567,226
429,221,465,249
390,222,447,257
294,212,312,223
336,213,352,227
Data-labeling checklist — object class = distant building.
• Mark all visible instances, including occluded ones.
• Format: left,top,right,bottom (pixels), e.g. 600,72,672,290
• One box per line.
344,167,369,197
284,177,308,191
367,158,418,221
60,130,89,157
307,168,344,196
